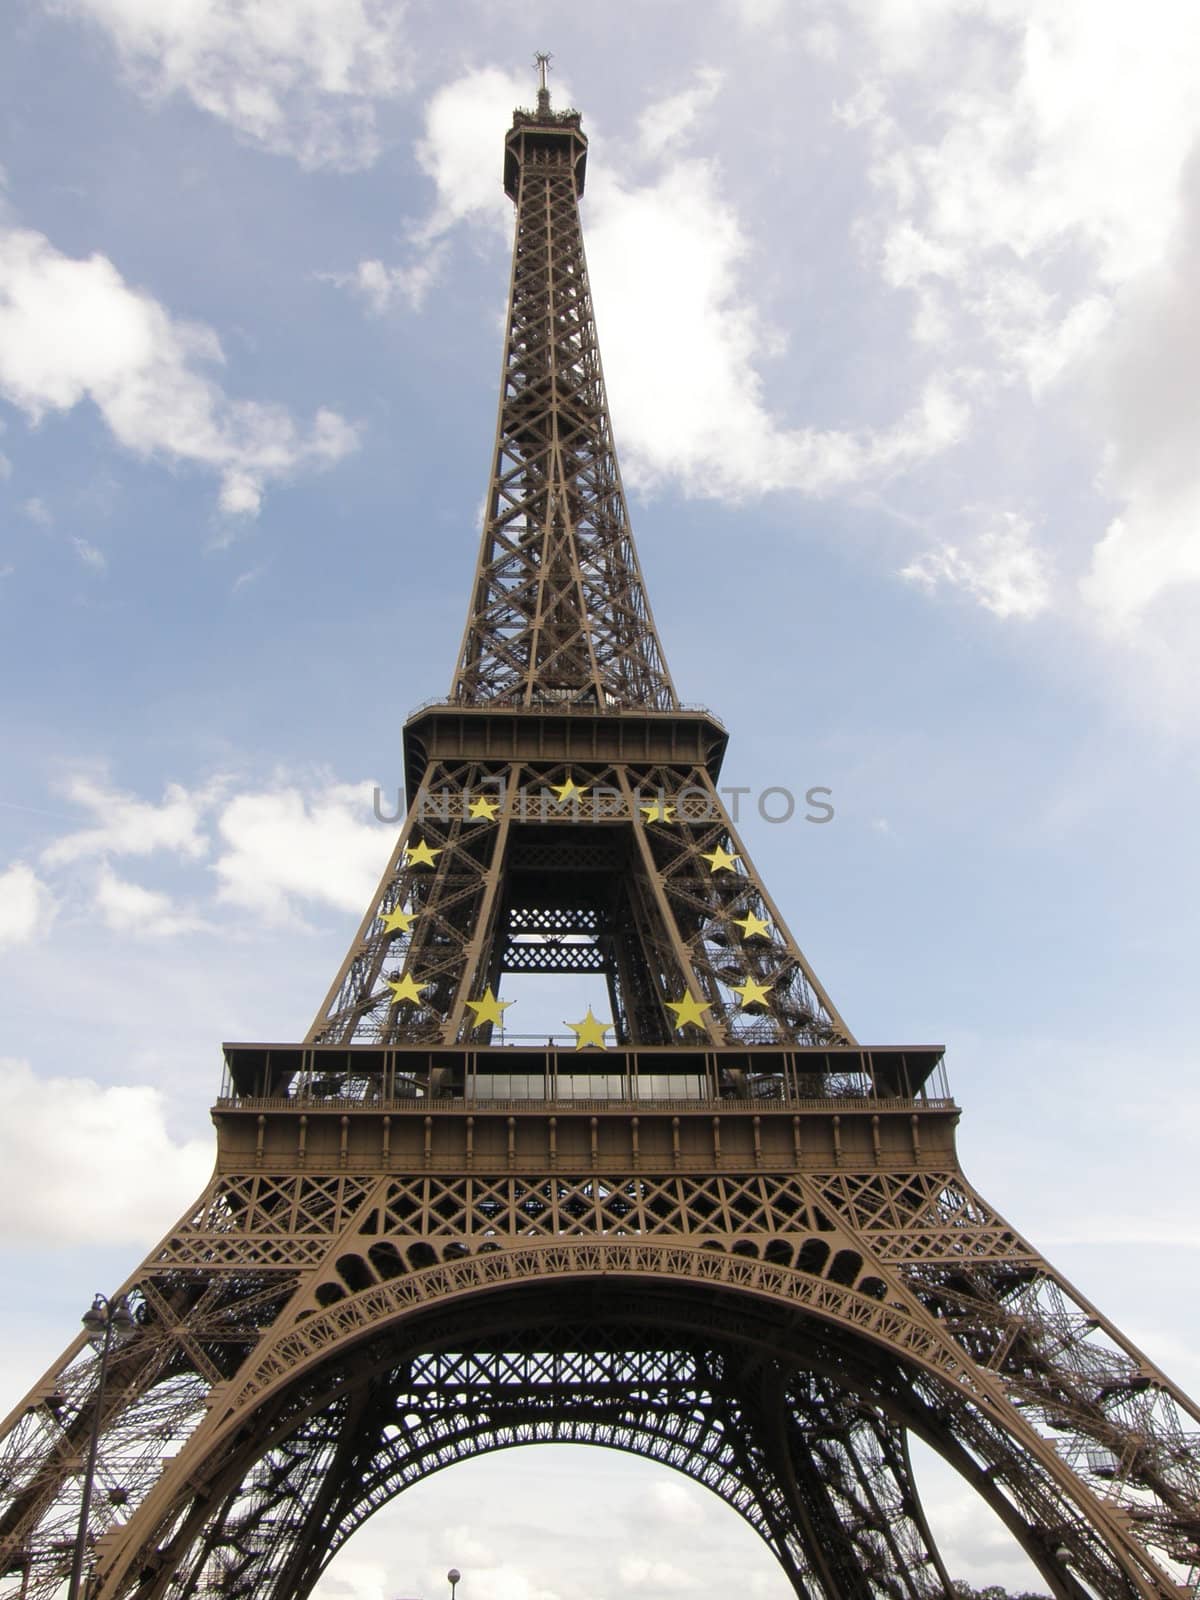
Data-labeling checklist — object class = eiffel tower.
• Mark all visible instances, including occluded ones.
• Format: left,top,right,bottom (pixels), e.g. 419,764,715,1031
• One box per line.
3,69,1199,1600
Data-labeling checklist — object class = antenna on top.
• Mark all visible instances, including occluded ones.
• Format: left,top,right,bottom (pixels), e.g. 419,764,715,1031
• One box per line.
534,51,553,114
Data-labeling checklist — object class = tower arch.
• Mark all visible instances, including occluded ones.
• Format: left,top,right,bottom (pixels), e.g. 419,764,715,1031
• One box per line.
85,1249,1176,1600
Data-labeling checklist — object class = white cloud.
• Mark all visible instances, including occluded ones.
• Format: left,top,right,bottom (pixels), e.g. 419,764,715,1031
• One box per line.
41,774,214,866
647,1477,702,1524
231,562,266,593
217,470,264,516
839,0,1200,634
310,1457,800,1600
58,0,411,170
636,67,723,160
329,250,447,316
32,771,390,929
586,160,968,498
21,495,51,524
618,1557,691,1588
93,863,199,937
0,1058,212,1245
72,535,106,570
414,67,536,240
1082,490,1200,630
1079,161,1200,628
0,861,54,946
902,512,1052,619
725,0,788,28
0,227,358,514
214,780,388,919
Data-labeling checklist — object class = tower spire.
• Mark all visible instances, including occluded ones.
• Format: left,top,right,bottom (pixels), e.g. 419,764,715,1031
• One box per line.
452,93,677,711
534,50,552,116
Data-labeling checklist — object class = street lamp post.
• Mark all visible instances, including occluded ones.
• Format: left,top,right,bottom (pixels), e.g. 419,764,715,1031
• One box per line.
68,1294,135,1600
447,1569,461,1600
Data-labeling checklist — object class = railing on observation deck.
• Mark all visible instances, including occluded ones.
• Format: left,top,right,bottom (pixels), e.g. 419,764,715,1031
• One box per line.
407,696,723,724
217,1038,952,1112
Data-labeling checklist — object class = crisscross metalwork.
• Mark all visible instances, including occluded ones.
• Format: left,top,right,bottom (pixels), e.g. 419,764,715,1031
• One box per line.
452,107,675,711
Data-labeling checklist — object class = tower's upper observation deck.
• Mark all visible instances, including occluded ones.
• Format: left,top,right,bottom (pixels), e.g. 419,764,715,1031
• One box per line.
504,105,588,200
503,54,588,200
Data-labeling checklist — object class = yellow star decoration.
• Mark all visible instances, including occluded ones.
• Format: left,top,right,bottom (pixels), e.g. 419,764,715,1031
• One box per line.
465,986,513,1029
733,910,770,940
379,905,416,935
640,800,677,824
701,845,740,874
732,977,772,1010
405,839,441,868
565,1007,611,1050
468,795,499,822
666,992,712,1032
385,973,426,1006
551,775,586,804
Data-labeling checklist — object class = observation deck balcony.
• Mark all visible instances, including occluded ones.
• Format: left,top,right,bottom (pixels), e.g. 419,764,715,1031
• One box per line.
215,1042,956,1177
220,1041,947,1107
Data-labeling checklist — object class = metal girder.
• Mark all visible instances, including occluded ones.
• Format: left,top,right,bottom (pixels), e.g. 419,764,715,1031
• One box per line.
103,1326,955,1600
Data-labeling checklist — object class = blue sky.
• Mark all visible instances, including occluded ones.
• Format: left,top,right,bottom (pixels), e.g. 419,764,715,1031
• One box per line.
2,1,1199,1596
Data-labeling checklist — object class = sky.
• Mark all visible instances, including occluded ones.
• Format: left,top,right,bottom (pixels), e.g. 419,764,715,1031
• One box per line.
2,0,1200,1595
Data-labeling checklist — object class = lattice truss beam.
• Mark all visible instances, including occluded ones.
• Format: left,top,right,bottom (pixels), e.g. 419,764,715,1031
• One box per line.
4,1164,1198,1599
308,758,850,1050
144,1340,952,1600
451,135,675,709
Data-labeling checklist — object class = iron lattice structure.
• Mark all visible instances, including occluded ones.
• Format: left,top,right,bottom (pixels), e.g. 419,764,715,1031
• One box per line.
3,85,1199,1600
452,103,674,711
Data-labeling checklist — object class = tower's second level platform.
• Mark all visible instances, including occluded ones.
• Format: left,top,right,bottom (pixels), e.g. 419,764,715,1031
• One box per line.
403,701,729,797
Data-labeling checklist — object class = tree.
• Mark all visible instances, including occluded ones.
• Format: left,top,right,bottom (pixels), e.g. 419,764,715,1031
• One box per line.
951,1583,1051,1600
